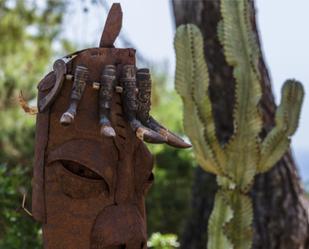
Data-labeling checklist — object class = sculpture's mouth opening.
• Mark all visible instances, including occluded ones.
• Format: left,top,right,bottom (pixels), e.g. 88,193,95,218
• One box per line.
91,204,147,249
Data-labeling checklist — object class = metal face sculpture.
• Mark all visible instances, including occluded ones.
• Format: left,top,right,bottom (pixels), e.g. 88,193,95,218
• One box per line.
31,4,190,249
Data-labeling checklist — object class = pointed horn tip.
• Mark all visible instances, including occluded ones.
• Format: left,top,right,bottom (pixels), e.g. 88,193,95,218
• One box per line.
158,129,192,149
167,140,192,149
60,112,74,126
100,125,116,137
166,135,192,149
136,127,167,144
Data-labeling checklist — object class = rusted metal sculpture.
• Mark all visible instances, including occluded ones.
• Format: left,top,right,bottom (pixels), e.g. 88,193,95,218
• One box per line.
31,3,190,249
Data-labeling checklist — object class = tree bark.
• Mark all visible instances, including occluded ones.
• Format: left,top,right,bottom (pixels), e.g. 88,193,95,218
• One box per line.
172,1,309,249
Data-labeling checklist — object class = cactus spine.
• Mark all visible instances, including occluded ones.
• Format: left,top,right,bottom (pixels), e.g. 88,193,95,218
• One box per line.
174,0,304,248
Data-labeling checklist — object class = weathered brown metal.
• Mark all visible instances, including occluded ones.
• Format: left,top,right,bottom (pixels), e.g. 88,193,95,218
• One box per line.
31,3,190,249
100,3,122,48
36,46,151,249
38,59,67,112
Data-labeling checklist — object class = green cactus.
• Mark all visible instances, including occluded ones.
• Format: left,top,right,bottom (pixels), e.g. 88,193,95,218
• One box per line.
174,0,304,248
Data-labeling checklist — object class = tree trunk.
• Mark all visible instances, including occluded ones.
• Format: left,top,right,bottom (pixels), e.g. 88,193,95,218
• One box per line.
172,1,309,249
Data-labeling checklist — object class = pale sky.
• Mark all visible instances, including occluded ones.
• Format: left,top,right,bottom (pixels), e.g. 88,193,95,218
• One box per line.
62,0,308,181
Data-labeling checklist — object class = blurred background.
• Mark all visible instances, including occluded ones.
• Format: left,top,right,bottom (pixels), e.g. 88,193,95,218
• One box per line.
0,0,308,248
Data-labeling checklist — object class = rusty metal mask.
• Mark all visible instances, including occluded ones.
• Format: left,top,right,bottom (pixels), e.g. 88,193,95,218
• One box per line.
31,4,190,249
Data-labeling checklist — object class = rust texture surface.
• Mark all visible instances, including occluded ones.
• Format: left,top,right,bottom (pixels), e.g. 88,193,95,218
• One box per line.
31,4,190,249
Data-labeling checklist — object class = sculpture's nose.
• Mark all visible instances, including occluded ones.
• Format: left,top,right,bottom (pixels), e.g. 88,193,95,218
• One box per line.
90,204,147,249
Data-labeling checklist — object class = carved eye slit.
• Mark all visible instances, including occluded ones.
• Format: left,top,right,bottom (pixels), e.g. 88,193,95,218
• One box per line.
61,160,102,180
57,160,110,199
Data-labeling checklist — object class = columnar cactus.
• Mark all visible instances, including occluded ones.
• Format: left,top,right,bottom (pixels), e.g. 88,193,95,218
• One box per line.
174,0,304,249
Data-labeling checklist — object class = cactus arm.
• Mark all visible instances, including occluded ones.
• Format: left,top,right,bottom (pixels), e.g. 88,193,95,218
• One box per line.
221,0,262,136
207,191,233,249
224,191,253,249
220,0,262,189
174,25,219,174
258,80,304,173
258,129,291,173
174,25,194,104
275,80,304,136
182,99,219,174
174,24,226,174
208,190,253,249
188,25,227,168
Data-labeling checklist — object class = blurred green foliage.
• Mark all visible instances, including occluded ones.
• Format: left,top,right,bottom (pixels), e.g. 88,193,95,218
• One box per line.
0,0,194,248
148,232,180,249
0,0,67,248
146,73,195,236
0,164,42,249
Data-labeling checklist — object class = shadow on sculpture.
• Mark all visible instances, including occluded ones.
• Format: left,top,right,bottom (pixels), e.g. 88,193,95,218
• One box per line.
27,4,191,249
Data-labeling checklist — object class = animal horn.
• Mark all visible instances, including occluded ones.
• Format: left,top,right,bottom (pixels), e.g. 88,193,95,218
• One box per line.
121,65,167,144
136,68,191,149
